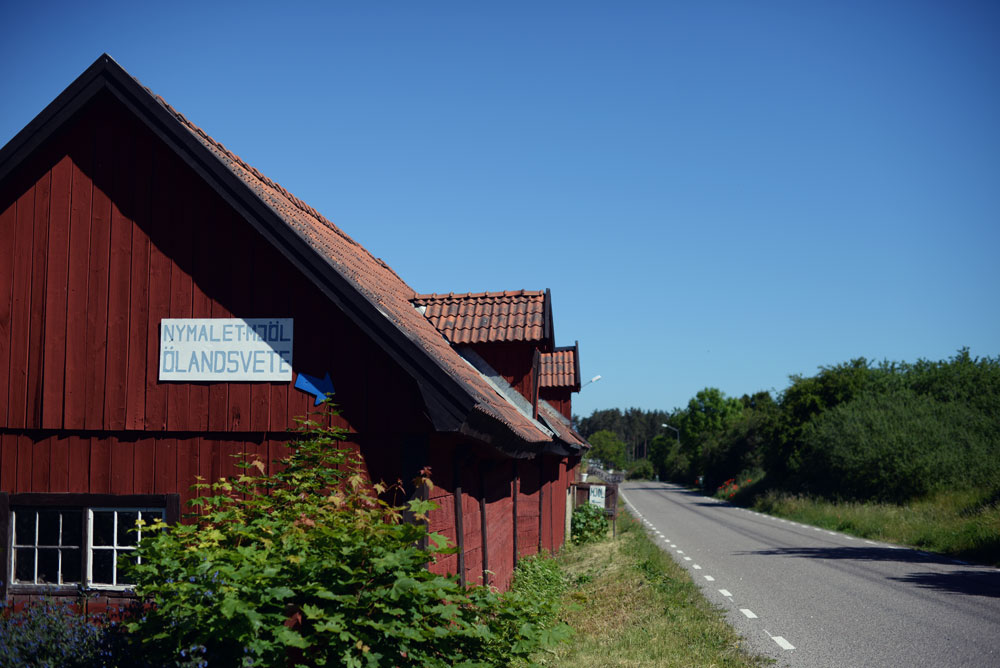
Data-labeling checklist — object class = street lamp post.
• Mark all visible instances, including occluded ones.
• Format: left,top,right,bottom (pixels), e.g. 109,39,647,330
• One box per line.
661,423,680,444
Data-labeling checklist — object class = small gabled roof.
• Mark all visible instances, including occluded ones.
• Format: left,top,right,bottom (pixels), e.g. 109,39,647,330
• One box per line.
412,289,554,346
0,54,564,456
540,343,581,391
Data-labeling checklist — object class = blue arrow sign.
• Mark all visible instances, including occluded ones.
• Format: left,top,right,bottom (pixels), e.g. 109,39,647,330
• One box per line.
294,372,335,406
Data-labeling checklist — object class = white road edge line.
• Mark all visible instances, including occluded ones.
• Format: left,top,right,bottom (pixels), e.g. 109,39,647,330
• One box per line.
764,630,795,650
704,575,715,581
692,564,701,569
719,589,732,597
740,609,757,619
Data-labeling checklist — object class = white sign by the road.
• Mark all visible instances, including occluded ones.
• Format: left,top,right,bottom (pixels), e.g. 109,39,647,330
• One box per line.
589,485,606,508
159,318,293,382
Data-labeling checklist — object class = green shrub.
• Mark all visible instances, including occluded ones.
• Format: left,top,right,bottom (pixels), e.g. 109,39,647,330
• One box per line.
571,503,608,545
794,389,999,502
124,407,566,667
489,556,571,664
626,459,654,480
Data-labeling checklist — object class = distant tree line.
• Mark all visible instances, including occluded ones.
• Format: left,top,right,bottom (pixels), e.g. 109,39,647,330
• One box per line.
575,349,1000,503
573,407,671,471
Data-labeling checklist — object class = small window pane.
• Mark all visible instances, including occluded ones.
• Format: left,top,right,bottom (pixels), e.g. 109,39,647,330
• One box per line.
63,549,82,584
14,510,35,546
92,550,114,585
37,511,61,546
62,511,83,547
117,511,139,547
37,548,59,584
14,548,35,582
93,511,114,546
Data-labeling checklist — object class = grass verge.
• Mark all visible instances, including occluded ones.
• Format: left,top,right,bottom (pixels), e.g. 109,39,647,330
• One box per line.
535,507,771,667
751,487,1000,567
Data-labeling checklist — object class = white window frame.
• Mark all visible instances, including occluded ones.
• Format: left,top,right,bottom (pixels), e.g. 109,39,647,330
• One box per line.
85,507,164,590
10,508,84,586
6,501,170,593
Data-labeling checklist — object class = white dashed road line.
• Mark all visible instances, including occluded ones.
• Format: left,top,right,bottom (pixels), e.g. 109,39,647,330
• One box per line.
625,487,799,656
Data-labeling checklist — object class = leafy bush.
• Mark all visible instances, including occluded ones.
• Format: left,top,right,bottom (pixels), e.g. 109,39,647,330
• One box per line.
489,556,572,663
713,469,764,504
124,407,566,667
587,430,628,471
571,503,608,545
626,459,654,480
794,389,999,502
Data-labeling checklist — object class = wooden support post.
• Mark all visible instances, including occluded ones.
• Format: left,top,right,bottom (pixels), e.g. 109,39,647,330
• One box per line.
479,463,489,587
537,457,544,553
512,460,519,567
453,453,466,587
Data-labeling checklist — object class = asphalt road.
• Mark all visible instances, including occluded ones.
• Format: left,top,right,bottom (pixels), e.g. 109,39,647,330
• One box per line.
620,481,1000,668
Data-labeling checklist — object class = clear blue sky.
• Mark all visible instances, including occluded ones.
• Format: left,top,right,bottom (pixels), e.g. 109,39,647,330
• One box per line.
2,2,998,416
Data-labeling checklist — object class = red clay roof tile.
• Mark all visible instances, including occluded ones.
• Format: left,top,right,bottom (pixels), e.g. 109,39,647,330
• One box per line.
144,86,554,447
412,290,550,345
540,347,579,389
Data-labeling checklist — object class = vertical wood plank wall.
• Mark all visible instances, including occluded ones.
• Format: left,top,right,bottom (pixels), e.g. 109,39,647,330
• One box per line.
0,90,577,592
0,93,430,440
516,460,541,558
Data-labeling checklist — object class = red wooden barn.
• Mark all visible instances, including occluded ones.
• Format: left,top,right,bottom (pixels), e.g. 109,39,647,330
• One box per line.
0,54,589,607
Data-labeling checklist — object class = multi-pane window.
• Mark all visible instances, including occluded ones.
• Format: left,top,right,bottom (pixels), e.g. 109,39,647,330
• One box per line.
12,509,83,586
88,508,162,588
10,506,164,589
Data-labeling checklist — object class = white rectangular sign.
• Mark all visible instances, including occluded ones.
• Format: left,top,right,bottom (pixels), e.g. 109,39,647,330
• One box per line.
588,485,606,509
159,318,293,382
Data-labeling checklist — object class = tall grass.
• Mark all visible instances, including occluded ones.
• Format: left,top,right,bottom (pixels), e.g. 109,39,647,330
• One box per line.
753,486,1000,566
540,509,770,667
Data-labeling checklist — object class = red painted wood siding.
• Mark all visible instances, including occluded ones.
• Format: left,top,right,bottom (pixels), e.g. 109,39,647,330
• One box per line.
423,442,455,576
516,460,540,558
483,463,514,591
540,388,572,420
540,455,566,553
467,342,537,402
0,431,310,508
0,89,586,594
0,92,429,440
